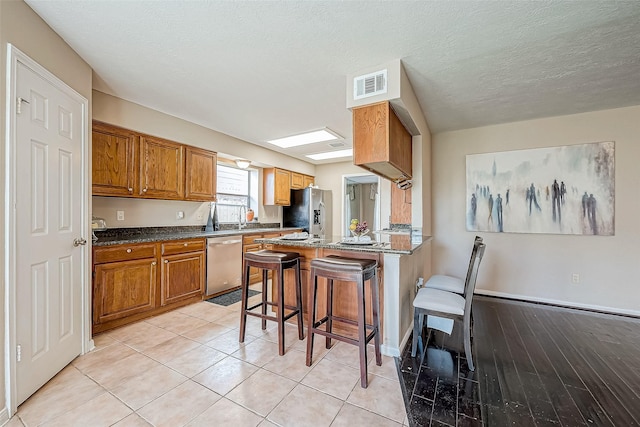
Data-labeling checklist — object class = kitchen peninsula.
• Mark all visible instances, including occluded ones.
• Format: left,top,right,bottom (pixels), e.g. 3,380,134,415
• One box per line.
255,233,431,356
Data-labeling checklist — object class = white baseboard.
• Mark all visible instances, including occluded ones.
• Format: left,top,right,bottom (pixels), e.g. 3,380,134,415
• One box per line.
475,289,640,318
381,324,414,358
399,324,413,355
0,407,10,426
380,344,399,357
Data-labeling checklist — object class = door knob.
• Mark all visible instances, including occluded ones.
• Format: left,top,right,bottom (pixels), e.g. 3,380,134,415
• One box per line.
73,237,87,247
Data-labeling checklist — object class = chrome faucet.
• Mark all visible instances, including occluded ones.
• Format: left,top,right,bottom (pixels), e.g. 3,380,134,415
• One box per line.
238,205,247,230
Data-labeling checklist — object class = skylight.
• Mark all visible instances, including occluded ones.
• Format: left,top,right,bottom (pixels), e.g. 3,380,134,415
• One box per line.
306,149,353,161
267,129,340,148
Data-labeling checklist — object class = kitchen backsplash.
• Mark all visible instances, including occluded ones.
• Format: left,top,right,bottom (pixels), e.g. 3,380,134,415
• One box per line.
92,196,281,228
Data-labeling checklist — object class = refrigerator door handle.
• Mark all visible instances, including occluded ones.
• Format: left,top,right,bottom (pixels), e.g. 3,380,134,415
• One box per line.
319,200,325,236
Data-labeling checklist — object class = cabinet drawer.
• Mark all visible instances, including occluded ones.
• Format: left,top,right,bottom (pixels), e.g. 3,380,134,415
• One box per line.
243,243,262,253
94,243,157,264
243,234,262,245
162,239,205,256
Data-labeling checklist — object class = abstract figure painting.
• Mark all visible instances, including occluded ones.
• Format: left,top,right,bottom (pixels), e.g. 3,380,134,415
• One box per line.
466,142,614,235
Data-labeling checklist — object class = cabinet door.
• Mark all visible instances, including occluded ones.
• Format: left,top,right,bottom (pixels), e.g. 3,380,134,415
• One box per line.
93,258,157,325
161,251,205,306
185,147,217,201
263,168,291,206
139,135,185,199
353,101,412,180
92,121,137,196
275,169,291,205
290,172,304,189
303,175,314,188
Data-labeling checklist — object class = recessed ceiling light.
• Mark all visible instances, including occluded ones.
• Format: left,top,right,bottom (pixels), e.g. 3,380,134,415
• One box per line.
306,149,353,161
267,129,340,148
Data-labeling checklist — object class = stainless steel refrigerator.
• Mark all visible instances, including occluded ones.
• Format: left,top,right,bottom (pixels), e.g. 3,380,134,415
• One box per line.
283,188,332,237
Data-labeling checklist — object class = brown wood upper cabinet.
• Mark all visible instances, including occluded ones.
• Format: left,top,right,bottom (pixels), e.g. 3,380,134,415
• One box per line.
353,101,412,182
92,121,137,196
263,167,291,206
92,121,217,202
290,172,304,189
185,147,217,201
303,174,315,188
139,135,185,199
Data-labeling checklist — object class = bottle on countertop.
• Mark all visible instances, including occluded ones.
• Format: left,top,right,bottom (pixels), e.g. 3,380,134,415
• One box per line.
213,202,220,231
205,203,214,232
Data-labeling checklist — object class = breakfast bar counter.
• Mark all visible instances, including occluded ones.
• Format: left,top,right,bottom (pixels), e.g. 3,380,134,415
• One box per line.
255,233,432,356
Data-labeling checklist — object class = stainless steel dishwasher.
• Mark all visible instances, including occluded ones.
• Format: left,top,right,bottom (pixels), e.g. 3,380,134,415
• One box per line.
206,235,243,297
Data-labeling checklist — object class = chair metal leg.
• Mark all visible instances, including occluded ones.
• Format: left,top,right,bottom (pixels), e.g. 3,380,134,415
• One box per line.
411,309,421,357
463,312,474,371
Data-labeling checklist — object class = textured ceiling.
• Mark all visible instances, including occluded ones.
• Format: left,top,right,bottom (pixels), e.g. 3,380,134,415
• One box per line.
26,1,640,164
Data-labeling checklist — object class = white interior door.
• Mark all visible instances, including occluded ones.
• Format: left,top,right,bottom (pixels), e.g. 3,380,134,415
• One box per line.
13,56,86,405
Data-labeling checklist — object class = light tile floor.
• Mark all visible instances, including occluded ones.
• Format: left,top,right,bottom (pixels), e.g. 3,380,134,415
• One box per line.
10,292,408,427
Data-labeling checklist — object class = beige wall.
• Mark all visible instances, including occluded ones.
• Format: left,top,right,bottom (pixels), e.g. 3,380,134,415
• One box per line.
1,0,92,416
432,105,640,315
92,91,315,227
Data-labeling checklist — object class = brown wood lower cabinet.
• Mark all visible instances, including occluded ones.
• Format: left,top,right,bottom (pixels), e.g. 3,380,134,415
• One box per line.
92,238,205,334
161,251,205,306
93,257,157,325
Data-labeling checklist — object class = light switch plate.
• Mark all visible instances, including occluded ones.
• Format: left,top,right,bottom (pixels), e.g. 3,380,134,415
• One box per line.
116,210,124,221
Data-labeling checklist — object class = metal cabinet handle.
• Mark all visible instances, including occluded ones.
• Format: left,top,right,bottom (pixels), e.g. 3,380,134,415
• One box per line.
184,243,188,246
142,188,148,193
126,248,132,253
151,261,157,266
73,237,87,247
164,260,169,264
128,187,133,193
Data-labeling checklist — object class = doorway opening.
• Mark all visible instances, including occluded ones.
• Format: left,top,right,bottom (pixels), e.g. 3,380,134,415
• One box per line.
342,174,381,235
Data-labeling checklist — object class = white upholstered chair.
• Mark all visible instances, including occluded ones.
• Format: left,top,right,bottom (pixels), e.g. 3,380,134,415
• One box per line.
421,236,483,294
411,243,486,371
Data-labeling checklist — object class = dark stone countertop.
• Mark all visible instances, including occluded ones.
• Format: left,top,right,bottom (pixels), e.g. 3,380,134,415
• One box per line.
92,224,302,247
255,233,432,255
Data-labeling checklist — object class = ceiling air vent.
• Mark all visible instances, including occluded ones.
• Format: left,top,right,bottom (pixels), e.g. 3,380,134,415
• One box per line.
353,69,387,100
328,141,345,148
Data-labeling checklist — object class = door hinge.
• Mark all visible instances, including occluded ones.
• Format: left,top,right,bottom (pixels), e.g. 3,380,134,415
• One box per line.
17,97,30,115
17,344,22,362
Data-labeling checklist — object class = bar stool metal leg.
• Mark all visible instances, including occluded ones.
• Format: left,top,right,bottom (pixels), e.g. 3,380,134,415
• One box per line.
306,266,318,366
239,260,250,343
326,278,333,349
356,273,368,388
261,269,268,330
371,272,382,366
276,263,286,356
295,259,304,340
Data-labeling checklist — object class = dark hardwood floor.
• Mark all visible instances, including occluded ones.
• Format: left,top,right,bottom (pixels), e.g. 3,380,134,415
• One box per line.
396,295,640,426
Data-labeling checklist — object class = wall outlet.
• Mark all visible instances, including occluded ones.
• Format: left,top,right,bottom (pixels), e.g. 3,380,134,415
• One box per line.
116,210,124,221
571,273,580,284
176,211,184,220
196,212,204,221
